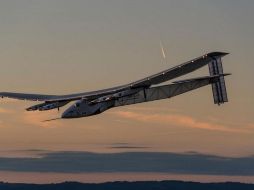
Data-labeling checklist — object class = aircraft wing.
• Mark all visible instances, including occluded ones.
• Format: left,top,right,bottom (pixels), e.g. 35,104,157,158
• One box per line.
0,86,127,102
0,52,228,102
0,92,58,101
129,52,228,88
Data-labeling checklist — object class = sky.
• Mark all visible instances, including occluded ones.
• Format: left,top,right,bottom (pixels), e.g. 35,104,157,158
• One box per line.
0,0,254,183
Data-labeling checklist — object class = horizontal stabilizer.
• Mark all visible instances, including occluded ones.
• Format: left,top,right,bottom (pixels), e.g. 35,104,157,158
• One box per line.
172,74,230,84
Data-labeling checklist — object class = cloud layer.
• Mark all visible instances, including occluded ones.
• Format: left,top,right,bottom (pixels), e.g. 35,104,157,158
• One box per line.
1,151,254,176
112,110,246,133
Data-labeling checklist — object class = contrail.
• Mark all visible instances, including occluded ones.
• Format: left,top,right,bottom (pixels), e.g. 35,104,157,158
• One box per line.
160,40,166,60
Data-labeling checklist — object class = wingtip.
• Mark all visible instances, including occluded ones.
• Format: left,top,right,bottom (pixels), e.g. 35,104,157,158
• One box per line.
223,73,232,76
221,52,230,56
207,52,229,57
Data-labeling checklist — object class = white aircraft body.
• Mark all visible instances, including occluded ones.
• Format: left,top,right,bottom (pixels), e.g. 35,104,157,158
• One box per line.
0,52,230,119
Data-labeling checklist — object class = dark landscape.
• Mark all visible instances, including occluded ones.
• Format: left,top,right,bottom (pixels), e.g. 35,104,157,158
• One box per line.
1,181,254,190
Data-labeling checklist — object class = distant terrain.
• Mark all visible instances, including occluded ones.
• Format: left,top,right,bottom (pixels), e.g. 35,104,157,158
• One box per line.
1,181,254,190
1,151,254,175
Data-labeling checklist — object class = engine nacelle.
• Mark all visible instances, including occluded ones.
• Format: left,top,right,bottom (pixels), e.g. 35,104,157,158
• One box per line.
26,101,69,111
39,102,59,111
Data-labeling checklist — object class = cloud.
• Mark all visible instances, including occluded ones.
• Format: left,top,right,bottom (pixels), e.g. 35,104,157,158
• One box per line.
110,146,150,149
246,124,254,129
123,106,180,113
0,107,14,114
110,143,150,149
110,146,149,149
0,108,15,127
111,111,245,133
0,151,254,176
22,110,62,128
0,98,18,103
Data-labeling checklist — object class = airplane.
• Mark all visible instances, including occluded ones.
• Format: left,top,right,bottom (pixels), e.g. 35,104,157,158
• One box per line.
0,52,230,119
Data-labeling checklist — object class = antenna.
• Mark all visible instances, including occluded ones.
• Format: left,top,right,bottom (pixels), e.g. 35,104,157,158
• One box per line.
42,117,61,122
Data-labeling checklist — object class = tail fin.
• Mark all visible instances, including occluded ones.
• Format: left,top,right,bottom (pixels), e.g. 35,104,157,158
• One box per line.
208,55,229,105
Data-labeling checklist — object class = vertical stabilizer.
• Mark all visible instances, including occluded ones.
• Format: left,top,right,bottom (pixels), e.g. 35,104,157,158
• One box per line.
208,56,229,105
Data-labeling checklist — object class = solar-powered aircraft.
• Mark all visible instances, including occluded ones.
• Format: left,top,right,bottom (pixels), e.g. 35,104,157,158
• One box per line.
0,52,230,119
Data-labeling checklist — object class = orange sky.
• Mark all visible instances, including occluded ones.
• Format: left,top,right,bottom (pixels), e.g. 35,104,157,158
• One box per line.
0,0,254,158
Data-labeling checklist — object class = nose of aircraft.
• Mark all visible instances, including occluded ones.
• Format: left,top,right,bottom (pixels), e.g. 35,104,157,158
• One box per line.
61,104,82,118
61,107,76,119
61,109,71,119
